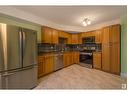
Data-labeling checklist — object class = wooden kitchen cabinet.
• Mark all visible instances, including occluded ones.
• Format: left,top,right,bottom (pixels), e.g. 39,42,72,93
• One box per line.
59,31,68,38
82,31,95,38
63,52,73,67
44,54,54,74
59,31,72,44
38,56,45,78
71,34,79,44
67,33,72,44
41,26,59,44
41,26,52,43
95,29,102,43
93,52,102,69
102,26,110,72
69,52,73,65
102,24,120,74
110,25,120,74
63,52,68,67
78,33,83,44
72,51,80,64
38,54,54,78
52,29,59,44
110,43,120,74
110,24,120,43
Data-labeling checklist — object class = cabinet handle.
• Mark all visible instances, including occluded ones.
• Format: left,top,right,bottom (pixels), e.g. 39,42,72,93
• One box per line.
2,73,15,77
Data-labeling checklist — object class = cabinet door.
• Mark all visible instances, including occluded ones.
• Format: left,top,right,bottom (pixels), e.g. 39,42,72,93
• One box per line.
110,43,120,75
110,24,120,43
67,34,72,44
93,53,102,69
102,26,110,72
69,53,73,65
52,29,58,44
78,33,82,44
102,26,110,44
63,53,68,67
59,31,67,38
73,52,76,64
44,55,54,74
102,45,110,72
66,53,71,66
41,27,52,43
71,34,79,44
38,56,45,78
110,25,120,74
72,52,79,64
95,29,102,43
76,52,80,64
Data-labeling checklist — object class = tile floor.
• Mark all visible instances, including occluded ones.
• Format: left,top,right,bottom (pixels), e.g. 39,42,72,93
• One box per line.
35,64,127,89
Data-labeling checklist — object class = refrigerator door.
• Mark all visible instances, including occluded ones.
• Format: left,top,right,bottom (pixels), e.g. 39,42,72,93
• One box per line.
0,24,4,72
22,28,37,67
6,25,22,70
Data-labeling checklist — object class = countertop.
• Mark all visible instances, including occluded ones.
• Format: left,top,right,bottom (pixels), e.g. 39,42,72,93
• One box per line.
38,50,80,55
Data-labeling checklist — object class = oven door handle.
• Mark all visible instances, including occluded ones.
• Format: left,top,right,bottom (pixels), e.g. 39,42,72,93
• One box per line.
80,53,92,56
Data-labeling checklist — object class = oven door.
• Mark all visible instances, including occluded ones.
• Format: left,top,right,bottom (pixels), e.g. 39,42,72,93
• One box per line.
80,53,93,64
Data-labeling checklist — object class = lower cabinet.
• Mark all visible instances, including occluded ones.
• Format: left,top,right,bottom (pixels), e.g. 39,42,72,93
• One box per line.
63,51,80,67
38,56,45,78
44,55,54,75
72,51,80,64
38,52,80,78
63,52,72,67
93,52,102,69
38,54,54,78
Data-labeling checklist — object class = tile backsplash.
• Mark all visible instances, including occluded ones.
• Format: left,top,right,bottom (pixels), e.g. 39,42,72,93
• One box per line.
38,43,102,53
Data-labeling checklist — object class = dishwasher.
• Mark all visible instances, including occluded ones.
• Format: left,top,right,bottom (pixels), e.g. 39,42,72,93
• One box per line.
54,53,63,71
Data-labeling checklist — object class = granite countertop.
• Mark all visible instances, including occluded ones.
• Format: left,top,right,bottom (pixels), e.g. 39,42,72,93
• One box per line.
38,50,80,55
93,50,102,53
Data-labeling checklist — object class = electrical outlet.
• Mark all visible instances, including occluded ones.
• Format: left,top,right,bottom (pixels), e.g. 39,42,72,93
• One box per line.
122,83,127,89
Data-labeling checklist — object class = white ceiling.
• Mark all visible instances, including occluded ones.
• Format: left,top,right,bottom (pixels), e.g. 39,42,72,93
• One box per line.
13,6,127,27
0,6,127,32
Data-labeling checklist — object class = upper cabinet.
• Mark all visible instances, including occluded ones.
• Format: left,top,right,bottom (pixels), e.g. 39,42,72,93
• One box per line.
41,26,59,44
82,31,95,38
59,31,68,38
67,33,72,44
78,33,83,44
102,26,110,44
79,30,102,44
41,26,52,43
59,31,72,44
109,24,120,43
95,29,102,43
52,29,59,44
71,34,79,44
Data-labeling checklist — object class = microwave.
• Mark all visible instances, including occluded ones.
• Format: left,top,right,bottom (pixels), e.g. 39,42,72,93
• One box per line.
82,36,95,43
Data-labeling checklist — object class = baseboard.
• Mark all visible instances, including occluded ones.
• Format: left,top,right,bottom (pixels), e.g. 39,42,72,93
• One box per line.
121,73,127,80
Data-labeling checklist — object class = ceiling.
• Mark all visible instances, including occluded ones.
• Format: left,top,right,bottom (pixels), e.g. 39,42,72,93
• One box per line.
13,6,127,27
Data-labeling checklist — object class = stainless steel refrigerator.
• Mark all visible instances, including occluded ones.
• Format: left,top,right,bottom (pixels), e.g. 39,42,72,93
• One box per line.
0,23,38,89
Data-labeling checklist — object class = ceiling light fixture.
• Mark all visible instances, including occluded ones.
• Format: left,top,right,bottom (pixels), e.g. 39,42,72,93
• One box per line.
82,18,91,26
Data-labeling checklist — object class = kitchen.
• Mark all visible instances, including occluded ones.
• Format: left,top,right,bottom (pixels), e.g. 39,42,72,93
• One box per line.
0,6,127,89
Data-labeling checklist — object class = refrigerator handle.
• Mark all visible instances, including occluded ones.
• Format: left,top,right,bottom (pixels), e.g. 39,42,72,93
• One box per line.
19,31,23,67
22,31,26,57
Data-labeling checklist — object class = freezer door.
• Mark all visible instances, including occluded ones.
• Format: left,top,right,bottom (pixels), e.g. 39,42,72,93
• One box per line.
20,66,37,89
0,66,37,89
22,28,37,67
7,25,22,70
1,71,22,89
0,24,4,72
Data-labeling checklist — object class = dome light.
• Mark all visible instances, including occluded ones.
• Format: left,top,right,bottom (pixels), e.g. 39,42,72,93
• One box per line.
82,18,91,26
